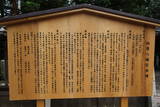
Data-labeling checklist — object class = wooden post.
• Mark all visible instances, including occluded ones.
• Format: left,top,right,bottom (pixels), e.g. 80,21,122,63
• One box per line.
37,100,45,107
121,97,128,107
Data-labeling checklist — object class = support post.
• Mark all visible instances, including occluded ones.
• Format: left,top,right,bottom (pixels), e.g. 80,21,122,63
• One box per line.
37,100,45,107
121,97,128,107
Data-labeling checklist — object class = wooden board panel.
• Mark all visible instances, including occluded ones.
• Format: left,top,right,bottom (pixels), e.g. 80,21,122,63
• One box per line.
7,13,155,100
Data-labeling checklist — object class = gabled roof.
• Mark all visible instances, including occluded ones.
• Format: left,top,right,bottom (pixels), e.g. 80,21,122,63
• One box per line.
0,4,160,26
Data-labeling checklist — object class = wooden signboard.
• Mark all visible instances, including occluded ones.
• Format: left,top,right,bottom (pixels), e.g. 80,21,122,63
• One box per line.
2,5,157,100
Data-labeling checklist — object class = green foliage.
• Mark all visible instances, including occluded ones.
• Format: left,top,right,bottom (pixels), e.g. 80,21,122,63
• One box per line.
21,1,40,13
148,0,160,18
73,0,151,16
39,0,67,10
21,0,67,13
72,0,111,7
1,0,160,19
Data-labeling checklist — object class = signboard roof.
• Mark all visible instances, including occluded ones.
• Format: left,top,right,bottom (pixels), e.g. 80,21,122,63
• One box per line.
0,4,160,26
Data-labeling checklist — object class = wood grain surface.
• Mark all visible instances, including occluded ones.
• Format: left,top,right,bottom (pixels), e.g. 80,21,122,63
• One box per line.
7,13,155,100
